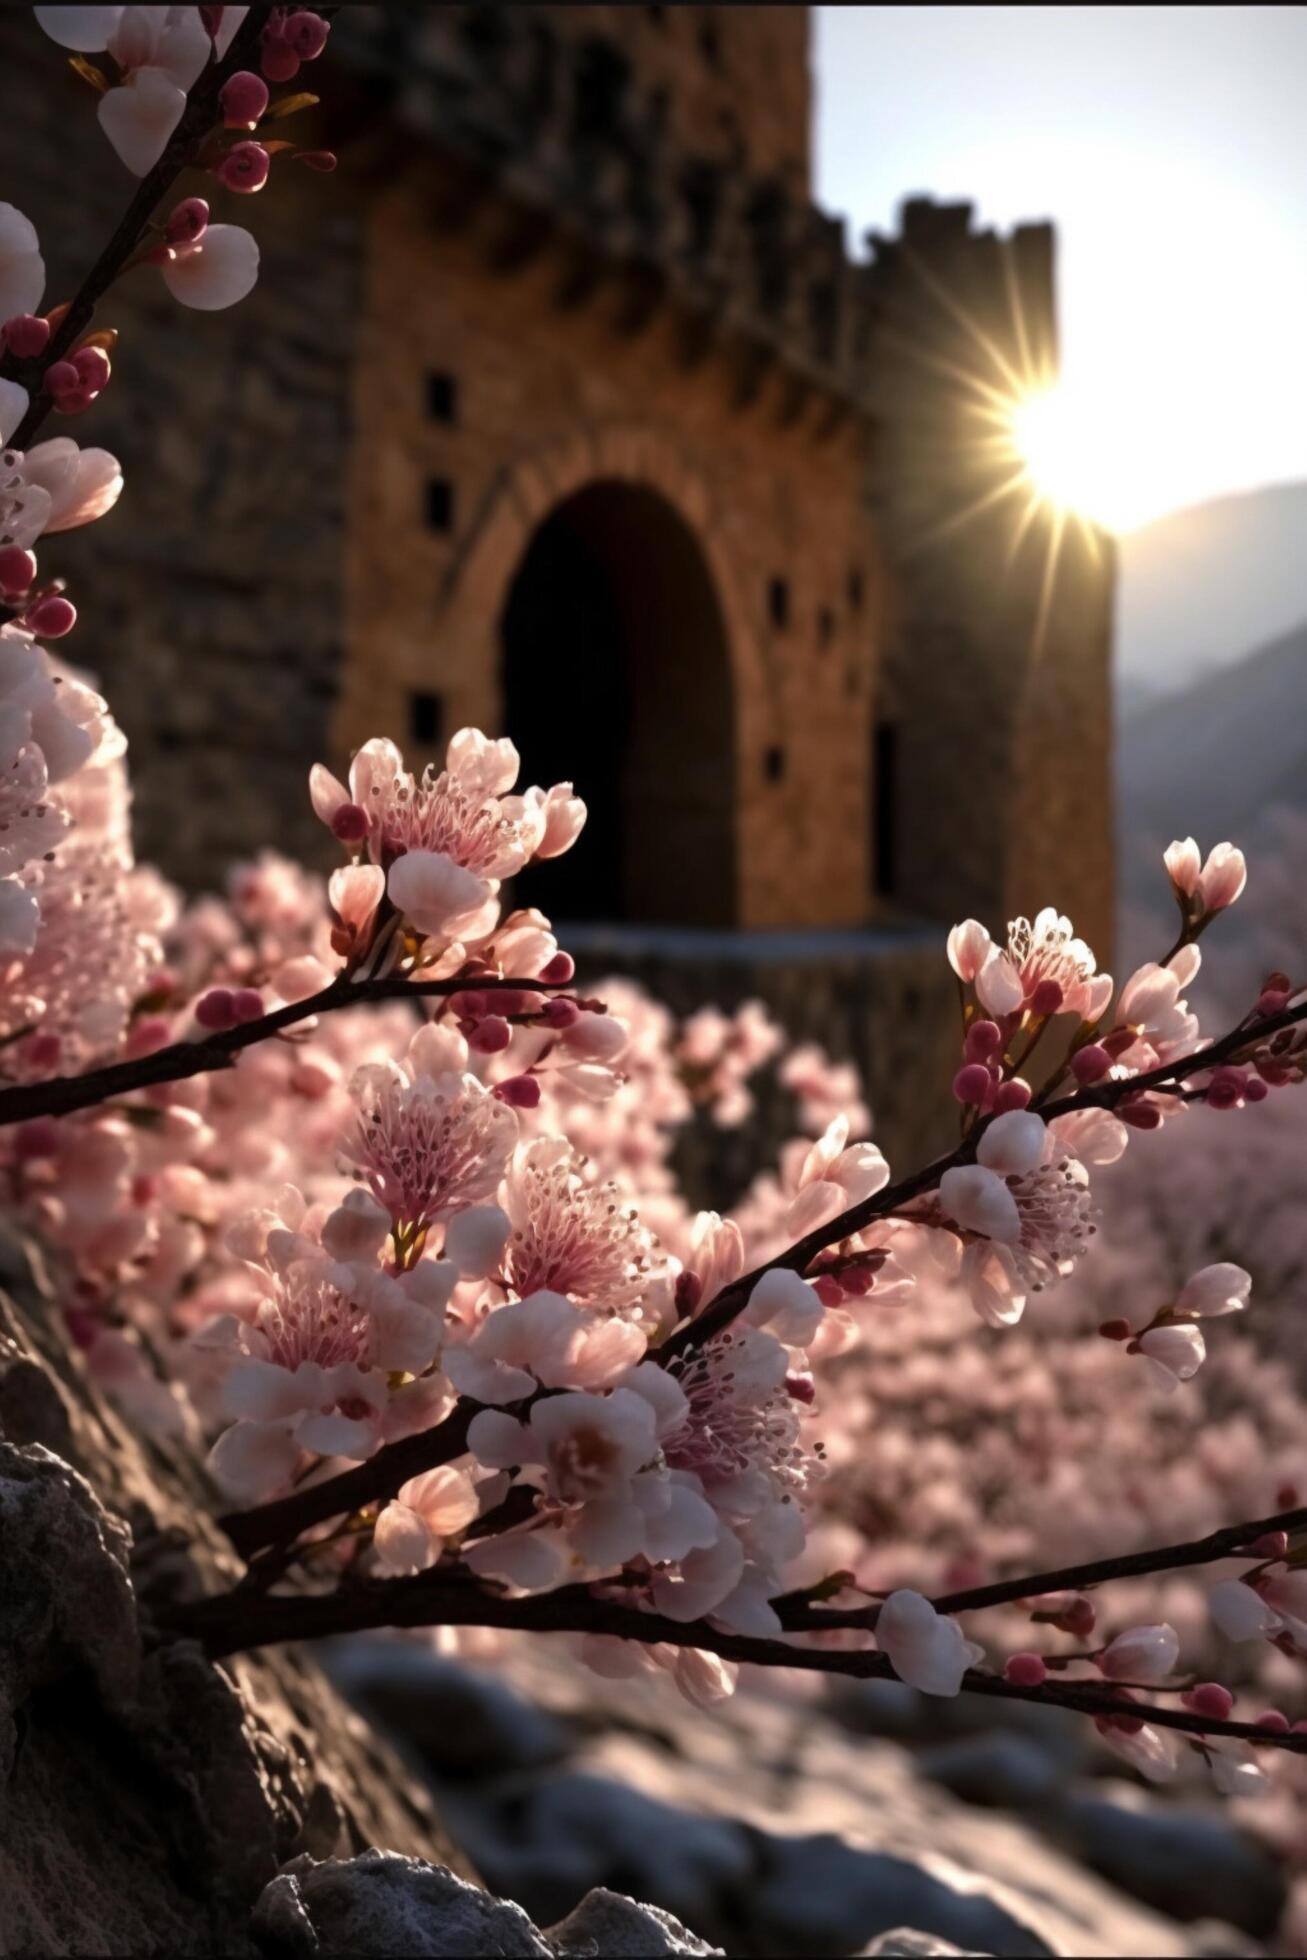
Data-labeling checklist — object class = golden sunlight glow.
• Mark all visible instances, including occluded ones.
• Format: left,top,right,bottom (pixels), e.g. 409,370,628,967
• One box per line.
1007,384,1168,535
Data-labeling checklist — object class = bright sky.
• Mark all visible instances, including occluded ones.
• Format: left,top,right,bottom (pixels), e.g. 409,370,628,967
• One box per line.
814,6,1307,533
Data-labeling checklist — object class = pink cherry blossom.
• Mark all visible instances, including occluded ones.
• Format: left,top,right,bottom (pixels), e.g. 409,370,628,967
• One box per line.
501,1137,659,1313
1133,1322,1206,1392
373,1465,479,1575
342,1033,518,1235
444,1290,646,1404
1097,1622,1180,1682
160,223,260,310
876,1589,985,1696
1175,1262,1251,1319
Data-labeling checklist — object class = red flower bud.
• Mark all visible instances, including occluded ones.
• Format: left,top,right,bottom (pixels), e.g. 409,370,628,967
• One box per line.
492,1073,541,1109
283,10,330,58
0,546,37,597
330,801,369,843
1004,1652,1047,1687
220,69,269,128
215,140,271,194
1030,978,1064,1018
2,313,50,358
468,1015,512,1055
24,593,76,637
165,196,210,245
1071,1042,1111,1085
539,950,575,984
195,988,237,1030
45,359,80,398
952,1062,991,1107
1182,1681,1233,1722
71,344,111,392
231,988,266,1023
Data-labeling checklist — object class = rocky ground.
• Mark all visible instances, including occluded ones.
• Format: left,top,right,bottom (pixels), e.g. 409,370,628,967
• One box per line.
0,1230,1287,1956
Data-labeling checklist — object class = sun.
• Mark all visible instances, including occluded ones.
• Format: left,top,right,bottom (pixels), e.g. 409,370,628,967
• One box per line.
1008,385,1128,533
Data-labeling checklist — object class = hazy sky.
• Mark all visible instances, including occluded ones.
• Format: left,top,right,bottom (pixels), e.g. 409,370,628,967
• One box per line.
814,7,1307,531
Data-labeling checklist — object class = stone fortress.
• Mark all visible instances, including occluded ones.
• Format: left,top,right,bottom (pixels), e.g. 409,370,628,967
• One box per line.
0,4,1113,1163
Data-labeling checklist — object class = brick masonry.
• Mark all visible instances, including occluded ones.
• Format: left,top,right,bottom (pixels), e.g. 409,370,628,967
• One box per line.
0,5,1114,1165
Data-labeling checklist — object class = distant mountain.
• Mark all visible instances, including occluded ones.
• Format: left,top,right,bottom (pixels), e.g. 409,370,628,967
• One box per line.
1117,481,1307,701
1117,615,1307,916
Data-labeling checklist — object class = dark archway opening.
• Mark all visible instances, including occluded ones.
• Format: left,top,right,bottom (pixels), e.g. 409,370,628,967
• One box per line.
500,481,736,924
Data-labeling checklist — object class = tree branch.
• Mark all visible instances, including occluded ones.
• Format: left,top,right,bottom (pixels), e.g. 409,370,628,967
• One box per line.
0,972,567,1127
660,994,1307,1361
772,1504,1307,1632
218,995,1307,1560
158,1572,1307,1754
0,8,274,450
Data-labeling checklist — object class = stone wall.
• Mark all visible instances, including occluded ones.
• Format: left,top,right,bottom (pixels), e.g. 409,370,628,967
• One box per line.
867,199,1116,961
0,12,362,892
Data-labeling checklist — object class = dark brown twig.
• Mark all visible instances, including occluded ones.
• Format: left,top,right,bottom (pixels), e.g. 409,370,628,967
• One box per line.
0,9,273,450
158,1571,1307,1754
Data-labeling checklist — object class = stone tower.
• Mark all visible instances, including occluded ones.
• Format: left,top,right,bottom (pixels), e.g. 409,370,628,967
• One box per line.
0,4,1114,1160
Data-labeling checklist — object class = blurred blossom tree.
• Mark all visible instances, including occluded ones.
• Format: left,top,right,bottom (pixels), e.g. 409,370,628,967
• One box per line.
4,5,1307,1845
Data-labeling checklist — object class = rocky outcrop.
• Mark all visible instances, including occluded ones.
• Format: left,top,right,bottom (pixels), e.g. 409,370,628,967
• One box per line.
0,1235,474,1957
326,1635,1269,1958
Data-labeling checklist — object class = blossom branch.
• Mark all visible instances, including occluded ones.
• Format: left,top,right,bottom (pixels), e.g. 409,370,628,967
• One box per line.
216,993,1307,1561
159,1573,1307,1754
772,1503,1307,1631
0,973,569,1127
661,992,1307,1361
0,8,273,451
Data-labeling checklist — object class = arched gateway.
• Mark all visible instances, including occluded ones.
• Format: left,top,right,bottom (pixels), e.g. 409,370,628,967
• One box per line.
500,481,737,927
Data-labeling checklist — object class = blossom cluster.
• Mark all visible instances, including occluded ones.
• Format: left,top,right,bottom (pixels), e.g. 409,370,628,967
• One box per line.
5,6,1307,1876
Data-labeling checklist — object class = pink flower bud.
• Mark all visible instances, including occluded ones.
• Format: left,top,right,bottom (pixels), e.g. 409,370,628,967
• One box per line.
71,345,110,392
330,801,369,844
539,950,575,984
1052,1596,1096,1638
260,36,301,81
24,594,76,637
231,987,265,1023
0,546,37,597
1257,987,1290,1017
1004,1652,1047,1687
195,987,237,1030
541,997,580,1030
992,1078,1032,1113
1256,1709,1290,1733
1197,842,1246,914
1182,1682,1233,1722
1205,1073,1242,1111
952,1062,991,1106
284,10,330,58
675,1270,702,1315
52,386,95,417
220,69,270,127
166,196,210,246
468,1014,511,1054
125,1016,171,1058
2,313,50,358
812,1273,845,1308
26,1031,61,1071
1030,978,1064,1017
216,140,271,194
45,360,80,398
964,1018,1003,1062
1243,1076,1269,1103
1247,1530,1289,1558
492,1073,541,1109
1120,1099,1163,1131
1071,1042,1111,1085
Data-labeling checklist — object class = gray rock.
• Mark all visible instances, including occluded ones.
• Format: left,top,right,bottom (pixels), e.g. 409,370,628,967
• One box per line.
1053,1790,1285,1939
861,1934,991,1957
915,1734,1067,1811
442,1768,752,1935
0,1440,139,1756
253,1853,553,1957
322,1636,570,1778
745,1834,1054,1958
547,1887,721,1956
